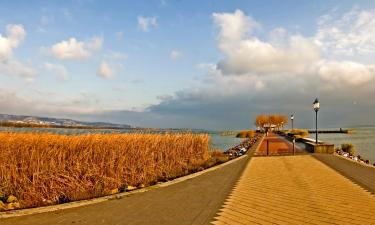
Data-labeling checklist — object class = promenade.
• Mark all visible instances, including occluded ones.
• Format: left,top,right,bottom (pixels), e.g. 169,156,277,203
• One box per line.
2,133,375,224
213,133,375,224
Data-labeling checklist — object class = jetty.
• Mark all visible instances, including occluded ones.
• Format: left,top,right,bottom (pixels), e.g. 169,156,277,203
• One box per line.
213,133,375,224
307,128,354,134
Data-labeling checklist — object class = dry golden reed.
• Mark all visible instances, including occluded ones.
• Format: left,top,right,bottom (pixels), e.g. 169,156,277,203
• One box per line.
0,132,210,208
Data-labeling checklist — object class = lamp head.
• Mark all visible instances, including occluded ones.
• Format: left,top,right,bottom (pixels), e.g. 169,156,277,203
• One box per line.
313,98,320,112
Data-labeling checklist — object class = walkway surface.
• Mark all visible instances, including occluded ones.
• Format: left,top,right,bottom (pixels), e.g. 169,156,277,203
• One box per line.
256,133,305,155
1,155,252,225
213,134,375,225
213,155,375,224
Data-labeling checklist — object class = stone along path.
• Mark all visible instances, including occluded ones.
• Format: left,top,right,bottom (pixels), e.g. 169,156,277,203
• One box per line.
212,135,375,224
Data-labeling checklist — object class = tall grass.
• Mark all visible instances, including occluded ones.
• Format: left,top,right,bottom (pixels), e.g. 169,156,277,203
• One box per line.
236,130,255,138
0,132,210,209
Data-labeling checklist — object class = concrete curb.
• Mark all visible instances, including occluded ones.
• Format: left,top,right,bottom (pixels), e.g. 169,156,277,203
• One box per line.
0,149,248,219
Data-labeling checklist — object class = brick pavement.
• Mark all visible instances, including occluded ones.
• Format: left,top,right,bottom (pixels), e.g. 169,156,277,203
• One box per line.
212,155,375,224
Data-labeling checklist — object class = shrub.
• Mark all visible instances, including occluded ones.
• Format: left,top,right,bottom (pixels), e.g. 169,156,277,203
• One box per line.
288,129,309,139
236,130,255,138
341,143,356,155
203,150,229,168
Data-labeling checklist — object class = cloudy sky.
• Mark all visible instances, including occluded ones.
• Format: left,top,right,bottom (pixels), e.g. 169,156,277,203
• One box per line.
1,0,375,130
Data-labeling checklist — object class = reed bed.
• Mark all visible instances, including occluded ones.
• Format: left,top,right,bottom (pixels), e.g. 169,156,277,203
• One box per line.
0,132,210,209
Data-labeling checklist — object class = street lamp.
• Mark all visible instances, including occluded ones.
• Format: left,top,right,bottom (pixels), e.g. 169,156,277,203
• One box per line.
290,114,294,130
313,98,320,144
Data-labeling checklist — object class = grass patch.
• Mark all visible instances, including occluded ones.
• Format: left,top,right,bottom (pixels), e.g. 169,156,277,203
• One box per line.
0,132,210,209
287,129,309,139
236,130,255,138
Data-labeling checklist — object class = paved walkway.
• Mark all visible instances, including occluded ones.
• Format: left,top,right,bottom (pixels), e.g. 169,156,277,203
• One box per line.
256,133,305,155
1,153,252,225
213,138,375,224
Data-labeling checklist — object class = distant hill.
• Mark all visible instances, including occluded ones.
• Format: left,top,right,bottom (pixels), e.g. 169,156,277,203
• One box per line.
0,114,132,129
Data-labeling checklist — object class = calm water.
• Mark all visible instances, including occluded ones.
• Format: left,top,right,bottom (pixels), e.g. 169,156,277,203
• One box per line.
209,133,244,151
0,127,242,151
309,127,375,163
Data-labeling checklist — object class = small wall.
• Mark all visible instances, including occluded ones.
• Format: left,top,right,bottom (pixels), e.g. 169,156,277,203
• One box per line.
305,142,335,154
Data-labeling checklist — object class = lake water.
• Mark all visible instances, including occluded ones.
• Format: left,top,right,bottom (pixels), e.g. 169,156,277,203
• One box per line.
0,127,243,152
309,127,375,163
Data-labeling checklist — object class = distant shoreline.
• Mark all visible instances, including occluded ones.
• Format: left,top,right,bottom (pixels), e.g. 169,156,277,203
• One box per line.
0,121,123,130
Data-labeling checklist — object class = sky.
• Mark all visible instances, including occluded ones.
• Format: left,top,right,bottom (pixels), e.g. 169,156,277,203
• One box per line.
1,0,375,130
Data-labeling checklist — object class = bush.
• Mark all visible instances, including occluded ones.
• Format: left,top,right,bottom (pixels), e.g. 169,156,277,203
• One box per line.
236,130,255,138
341,143,356,155
203,150,229,168
288,129,309,139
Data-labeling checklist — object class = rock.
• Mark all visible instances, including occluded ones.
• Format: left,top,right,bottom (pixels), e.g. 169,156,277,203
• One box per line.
6,195,17,203
6,202,20,210
110,188,119,195
0,201,6,211
42,198,54,205
126,185,137,191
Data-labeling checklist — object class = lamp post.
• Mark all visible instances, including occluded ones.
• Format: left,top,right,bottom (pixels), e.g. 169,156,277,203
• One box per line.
290,114,294,130
313,98,320,144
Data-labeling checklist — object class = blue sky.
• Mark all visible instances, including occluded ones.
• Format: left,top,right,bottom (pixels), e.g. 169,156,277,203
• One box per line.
1,0,375,129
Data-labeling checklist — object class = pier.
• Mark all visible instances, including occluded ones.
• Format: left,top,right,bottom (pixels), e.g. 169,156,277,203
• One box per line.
213,133,375,224
307,128,354,134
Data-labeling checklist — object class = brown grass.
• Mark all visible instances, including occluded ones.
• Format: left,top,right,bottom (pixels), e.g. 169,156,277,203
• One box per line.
0,132,210,209
288,129,309,139
236,130,255,138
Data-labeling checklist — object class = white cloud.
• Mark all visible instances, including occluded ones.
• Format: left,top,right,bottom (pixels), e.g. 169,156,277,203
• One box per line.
315,8,375,55
211,13,310,75
0,88,100,116
317,60,374,86
213,10,320,76
213,10,259,43
170,50,182,60
0,24,26,61
50,37,103,60
0,60,36,79
0,24,36,80
97,61,113,79
44,62,69,81
212,9,375,87
137,16,157,32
